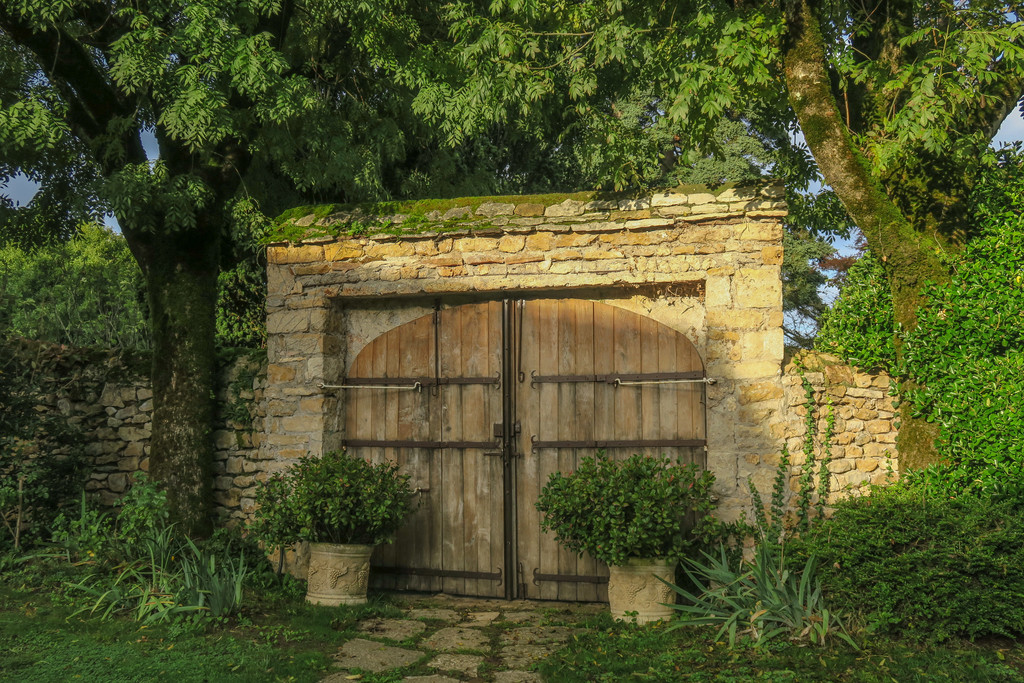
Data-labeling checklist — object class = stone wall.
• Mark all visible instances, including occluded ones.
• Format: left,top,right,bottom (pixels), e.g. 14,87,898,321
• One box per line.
776,351,899,503
264,185,790,522
9,341,268,525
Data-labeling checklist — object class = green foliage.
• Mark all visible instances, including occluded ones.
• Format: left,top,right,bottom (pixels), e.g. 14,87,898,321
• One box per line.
114,472,170,553
535,452,717,566
57,479,256,624
539,612,1024,682
665,543,854,649
900,212,1024,494
0,223,150,349
249,450,414,546
0,340,88,550
798,484,1024,642
52,492,111,561
816,251,896,372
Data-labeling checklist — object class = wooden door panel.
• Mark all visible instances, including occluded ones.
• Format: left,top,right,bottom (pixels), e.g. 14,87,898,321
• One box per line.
516,299,705,601
346,303,504,597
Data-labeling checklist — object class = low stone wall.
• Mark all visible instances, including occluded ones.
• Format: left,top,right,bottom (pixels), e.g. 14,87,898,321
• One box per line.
8,340,268,525
774,351,899,505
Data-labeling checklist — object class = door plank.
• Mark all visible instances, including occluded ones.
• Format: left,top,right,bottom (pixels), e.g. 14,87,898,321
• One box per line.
460,302,487,596
515,299,542,599
439,305,465,595
572,299,599,602
556,300,578,602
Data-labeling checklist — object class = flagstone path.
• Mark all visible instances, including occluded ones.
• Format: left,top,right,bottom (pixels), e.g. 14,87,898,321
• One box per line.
319,595,605,682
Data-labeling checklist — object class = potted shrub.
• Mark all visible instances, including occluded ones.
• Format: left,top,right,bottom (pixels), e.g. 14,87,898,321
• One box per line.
250,450,413,606
536,451,717,623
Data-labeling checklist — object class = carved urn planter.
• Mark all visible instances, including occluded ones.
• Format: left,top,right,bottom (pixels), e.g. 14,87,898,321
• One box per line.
306,543,374,606
607,557,677,624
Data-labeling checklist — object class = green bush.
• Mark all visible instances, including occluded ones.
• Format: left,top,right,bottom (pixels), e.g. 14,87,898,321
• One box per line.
900,215,1024,493
535,452,717,566
815,251,895,372
249,450,414,546
0,223,150,349
796,485,1024,642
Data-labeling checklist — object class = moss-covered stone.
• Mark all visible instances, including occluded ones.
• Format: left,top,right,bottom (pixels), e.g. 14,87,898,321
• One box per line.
267,185,760,245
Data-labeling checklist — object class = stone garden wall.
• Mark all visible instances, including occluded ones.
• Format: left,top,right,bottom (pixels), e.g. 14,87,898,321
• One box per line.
7,341,267,525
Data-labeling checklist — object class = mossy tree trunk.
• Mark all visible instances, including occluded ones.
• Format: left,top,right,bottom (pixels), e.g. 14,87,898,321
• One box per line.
782,0,944,468
122,220,222,537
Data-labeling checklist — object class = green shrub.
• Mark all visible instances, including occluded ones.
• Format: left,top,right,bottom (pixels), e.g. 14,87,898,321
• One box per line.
249,450,414,546
535,452,717,566
900,215,1024,494
796,485,1024,642
815,251,895,372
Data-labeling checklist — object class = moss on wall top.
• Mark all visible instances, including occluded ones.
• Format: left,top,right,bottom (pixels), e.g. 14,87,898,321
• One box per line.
267,183,781,245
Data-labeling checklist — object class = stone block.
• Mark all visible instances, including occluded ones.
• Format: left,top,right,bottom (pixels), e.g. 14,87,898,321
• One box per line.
267,310,310,335
499,235,526,253
282,414,324,433
455,237,500,252
735,267,782,308
761,245,783,265
739,381,784,404
740,329,784,362
365,242,415,259
866,419,891,434
267,364,297,383
525,233,554,251
650,191,689,207
476,202,516,217
617,197,651,211
715,361,780,380
118,425,150,441
544,199,586,217
268,245,324,264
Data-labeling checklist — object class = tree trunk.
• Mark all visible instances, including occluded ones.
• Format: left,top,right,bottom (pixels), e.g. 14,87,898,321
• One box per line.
782,0,942,469
125,223,220,537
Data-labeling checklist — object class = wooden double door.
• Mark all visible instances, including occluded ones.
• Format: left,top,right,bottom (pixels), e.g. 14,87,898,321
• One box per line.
343,299,706,601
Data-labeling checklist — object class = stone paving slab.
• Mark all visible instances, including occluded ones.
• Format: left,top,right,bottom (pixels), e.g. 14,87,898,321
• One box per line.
428,653,485,676
499,642,561,670
407,608,460,622
499,625,575,646
462,610,501,625
421,626,491,652
404,676,461,683
501,611,542,624
333,638,423,672
358,617,427,641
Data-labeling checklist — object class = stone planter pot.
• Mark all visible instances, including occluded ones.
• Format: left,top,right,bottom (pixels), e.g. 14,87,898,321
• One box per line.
607,557,676,624
305,543,374,606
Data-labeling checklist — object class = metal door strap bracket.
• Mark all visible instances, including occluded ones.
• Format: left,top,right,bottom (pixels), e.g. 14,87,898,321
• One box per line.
530,436,706,453
532,568,608,585
614,377,716,386
343,439,500,450
529,370,711,387
319,381,422,392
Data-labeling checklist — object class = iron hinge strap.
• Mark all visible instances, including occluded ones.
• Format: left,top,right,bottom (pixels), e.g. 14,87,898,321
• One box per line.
530,437,706,453
343,439,499,450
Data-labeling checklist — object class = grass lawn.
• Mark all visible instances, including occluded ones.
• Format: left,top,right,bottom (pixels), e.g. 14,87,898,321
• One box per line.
0,580,387,683
3,565,1024,682
540,617,1024,682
